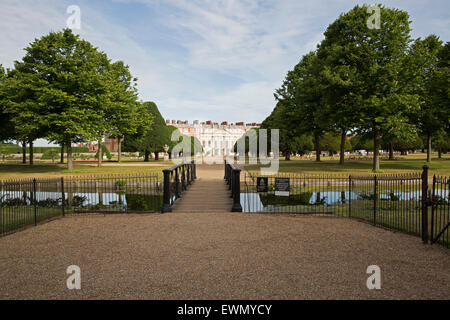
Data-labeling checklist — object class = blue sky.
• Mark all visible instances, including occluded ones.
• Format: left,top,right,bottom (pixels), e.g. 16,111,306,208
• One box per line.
1,0,449,145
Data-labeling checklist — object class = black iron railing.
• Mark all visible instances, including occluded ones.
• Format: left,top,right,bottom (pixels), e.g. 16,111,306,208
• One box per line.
240,165,449,248
161,160,197,213
224,160,242,212
430,175,450,248
0,172,163,236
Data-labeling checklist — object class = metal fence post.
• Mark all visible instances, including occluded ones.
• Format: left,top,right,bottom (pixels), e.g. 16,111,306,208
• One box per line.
182,165,186,191
231,168,243,212
33,178,37,226
61,177,65,217
186,164,191,185
373,175,377,226
162,169,172,213
193,160,197,180
348,175,352,218
175,168,180,198
227,164,232,190
421,165,429,244
224,160,227,180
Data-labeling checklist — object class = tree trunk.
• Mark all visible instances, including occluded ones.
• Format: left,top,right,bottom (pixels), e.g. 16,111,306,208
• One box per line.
426,132,432,162
117,137,122,163
144,150,149,162
314,133,321,162
60,143,65,164
155,151,159,161
339,130,346,165
67,136,73,170
29,141,34,165
22,140,26,164
285,152,291,161
98,140,102,167
372,123,380,172
389,143,394,160
438,148,442,159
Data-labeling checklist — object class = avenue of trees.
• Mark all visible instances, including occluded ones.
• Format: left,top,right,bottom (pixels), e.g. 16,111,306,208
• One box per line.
263,5,449,171
0,29,199,169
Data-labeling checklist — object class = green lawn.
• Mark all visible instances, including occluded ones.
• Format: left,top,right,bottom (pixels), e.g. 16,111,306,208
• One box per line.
246,155,450,176
0,206,62,235
0,162,171,180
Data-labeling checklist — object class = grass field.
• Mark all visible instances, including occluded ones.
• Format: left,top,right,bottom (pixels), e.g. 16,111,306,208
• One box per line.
246,154,450,176
0,162,171,180
0,206,62,236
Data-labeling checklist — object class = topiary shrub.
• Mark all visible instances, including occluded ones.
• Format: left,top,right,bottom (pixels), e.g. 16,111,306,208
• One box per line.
95,143,112,160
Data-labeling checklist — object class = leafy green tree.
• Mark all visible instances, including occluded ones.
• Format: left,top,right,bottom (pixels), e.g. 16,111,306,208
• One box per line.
0,65,16,144
233,128,260,158
381,131,423,158
318,4,418,171
433,130,450,159
318,35,360,164
261,101,313,160
99,61,148,165
320,133,352,156
123,101,169,161
350,133,374,152
95,143,112,160
409,35,446,162
167,125,202,158
2,66,48,165
4,29,116,170
275,51,330,162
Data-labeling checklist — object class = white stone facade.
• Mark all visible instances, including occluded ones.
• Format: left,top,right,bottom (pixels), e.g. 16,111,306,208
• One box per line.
167,120,260,156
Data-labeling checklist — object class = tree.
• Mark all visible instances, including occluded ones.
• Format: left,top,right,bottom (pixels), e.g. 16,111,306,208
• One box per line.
261,101,313,160
233,128,260,158
318,34,359,164
6,29,118,170
275,51,329,162
320,133,352,156
0,65,16,144
410,35,445,162
381,131,423,158
123,102,169,161
2,66,46,165
101,61,146,164
433,130,450,159
319,5,417,171
167,125,203,158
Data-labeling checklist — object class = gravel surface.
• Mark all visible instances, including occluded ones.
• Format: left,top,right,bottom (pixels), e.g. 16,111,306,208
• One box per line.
0,212,449,299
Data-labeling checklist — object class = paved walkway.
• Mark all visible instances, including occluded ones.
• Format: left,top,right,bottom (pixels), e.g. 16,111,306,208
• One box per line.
172,164,232,212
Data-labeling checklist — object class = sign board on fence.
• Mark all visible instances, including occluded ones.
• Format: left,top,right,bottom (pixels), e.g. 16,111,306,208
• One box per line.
275,178,290,196
256,177,268,192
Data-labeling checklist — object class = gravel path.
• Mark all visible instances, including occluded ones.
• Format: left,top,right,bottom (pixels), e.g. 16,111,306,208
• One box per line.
0,212,449,299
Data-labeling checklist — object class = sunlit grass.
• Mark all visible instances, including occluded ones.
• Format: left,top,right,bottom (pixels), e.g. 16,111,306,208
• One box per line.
0,163,171,180
245,154,450,176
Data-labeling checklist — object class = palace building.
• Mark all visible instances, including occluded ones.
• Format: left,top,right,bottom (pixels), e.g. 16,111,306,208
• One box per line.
167,120,261,156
